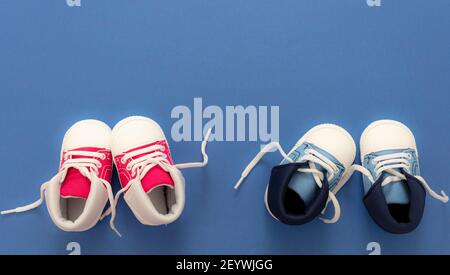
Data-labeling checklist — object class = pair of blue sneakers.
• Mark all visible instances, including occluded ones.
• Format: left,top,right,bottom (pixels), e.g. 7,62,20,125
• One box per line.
235,120,448,234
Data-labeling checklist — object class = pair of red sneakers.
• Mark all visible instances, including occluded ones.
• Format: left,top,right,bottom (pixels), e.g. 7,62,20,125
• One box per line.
2,116,211,236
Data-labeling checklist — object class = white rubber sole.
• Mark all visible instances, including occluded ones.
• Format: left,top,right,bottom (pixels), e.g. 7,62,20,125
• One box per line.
359,119,418,159
61,119,112,160
264,185,279,221
293,123,356,156
111,115,170,159
112,116,166,138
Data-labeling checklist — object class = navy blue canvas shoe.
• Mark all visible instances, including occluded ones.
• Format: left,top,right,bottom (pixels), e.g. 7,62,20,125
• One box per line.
343,120,448,234
235,124,356,225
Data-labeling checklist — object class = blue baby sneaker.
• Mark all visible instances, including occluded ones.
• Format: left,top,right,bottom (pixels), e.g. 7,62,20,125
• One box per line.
235,124,356,225
346,120,448,234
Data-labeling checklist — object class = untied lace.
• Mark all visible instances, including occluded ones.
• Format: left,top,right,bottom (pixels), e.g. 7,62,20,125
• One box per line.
234,142,343,223
1,150,119,235
100,128,212,235
339,152,448,203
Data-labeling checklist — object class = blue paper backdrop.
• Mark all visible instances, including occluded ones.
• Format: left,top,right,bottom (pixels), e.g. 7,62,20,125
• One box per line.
1,0,449,254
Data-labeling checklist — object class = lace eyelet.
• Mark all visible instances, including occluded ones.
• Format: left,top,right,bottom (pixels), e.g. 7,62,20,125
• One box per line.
126,165,131,171
100,154,106,160
121,158,126,164
407,153,412,159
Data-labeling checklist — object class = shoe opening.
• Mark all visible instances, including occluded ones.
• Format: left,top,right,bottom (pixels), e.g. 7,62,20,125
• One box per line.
388,203,411,223
283,188,306,215
60,197,87,222
148,185,176,215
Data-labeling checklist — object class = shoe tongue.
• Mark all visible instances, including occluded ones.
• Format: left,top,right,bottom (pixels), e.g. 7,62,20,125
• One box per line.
287,162,325,207
381,169,410,205
141,166,175,194
60,168,91,199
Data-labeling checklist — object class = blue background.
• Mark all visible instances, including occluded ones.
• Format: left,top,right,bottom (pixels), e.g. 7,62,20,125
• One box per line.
0,0,449,255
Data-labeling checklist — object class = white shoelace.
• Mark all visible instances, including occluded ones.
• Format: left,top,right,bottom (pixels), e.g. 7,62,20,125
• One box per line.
101,128,212,234
1,150,119,235
340,152,449,203
234,142,342,223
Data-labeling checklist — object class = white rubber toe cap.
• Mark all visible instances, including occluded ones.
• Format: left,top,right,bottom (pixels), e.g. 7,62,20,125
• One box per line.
360,120,417,158
62,119,112,151
296,124,356,169
111,116,166,156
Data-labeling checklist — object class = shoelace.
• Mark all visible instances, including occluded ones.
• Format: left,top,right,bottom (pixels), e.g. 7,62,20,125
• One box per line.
340,152,449,203
1,150,119,235
101,128,212,234
234,142,342,223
